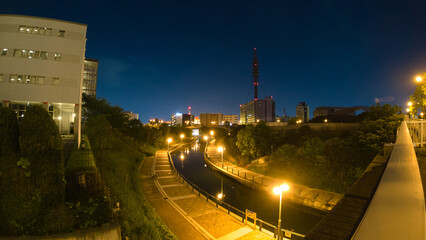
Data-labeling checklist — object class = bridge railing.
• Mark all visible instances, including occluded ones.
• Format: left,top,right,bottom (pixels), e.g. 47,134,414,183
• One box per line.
352,121,426,239
406,120,426,147
167,139,304,240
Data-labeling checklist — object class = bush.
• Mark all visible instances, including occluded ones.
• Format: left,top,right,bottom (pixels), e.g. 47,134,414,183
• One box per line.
0,107,19,155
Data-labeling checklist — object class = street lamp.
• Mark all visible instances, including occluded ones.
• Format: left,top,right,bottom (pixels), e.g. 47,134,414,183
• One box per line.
416,75,423,83
180,134,184,143
210,130,214,136
273,183,290,240
167,138,172,152
324,119,328,123
203,135,208,141
218,146,224,168
408,101,413,107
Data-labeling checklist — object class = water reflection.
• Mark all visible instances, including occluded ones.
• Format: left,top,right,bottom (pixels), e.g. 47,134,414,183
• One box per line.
171,142,322,234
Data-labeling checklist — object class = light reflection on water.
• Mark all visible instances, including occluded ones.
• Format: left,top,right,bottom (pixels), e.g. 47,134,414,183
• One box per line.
171,143,322,234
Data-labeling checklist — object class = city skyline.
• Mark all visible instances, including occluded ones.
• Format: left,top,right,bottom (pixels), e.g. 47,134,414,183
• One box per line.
2,1,426,122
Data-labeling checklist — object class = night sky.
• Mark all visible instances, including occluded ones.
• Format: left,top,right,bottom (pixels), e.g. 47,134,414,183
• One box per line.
3,1,426,122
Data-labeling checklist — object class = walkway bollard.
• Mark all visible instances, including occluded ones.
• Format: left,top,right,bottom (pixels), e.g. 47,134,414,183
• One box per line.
238,170,239,176
252,176,255,182
259,221,262,232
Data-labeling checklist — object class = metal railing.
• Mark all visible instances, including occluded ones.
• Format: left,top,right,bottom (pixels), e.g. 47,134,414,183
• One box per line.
165,138,304,240
406,120,426,147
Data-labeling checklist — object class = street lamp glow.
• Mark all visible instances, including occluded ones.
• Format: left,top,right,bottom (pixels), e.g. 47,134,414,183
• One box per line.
408,101,413,106
218,146,223,152
180,134,184,142
167,138,172,143
324,119,328,123
210,130,214,136
167,137,172,152
180,154,184,160
416,75,423,83
217,193,223,199
203,135,208,141
273,183,290,240
58,116,62,120
406,108,411,112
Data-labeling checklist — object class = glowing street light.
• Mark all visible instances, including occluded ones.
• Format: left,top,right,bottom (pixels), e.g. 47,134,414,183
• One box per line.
217,192,223,199
416,75,423,83
408,101,413,106
324,119,328,123
421,112,424,119
203,135,208,141
167,138,172,152
210,130,214,136
406,108,411,112
273,183,290,240
218,146,224,168
180,134,184,143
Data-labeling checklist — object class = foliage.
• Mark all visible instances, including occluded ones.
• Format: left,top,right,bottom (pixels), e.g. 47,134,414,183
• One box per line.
85,115,113,151
287,117,300,125
236,125,256,160
409,72,426,115
86,126,177,240
0,107,19,155
235,122,274,162
300,137,326,164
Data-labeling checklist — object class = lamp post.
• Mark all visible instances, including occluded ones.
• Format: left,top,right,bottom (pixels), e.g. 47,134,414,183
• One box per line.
218,146,224,168
273,183,290,240
210,130,214,137
167,138,172,152
180,134,184,143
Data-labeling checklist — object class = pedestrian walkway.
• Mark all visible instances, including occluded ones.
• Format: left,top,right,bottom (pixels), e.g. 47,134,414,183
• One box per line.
140,148,274,240
206,140,342,213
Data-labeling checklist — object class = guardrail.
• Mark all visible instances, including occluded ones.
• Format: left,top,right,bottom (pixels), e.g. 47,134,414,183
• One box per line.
165,138,304,240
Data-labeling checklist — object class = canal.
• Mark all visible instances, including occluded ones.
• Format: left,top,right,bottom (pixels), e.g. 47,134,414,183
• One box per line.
171,142,322,235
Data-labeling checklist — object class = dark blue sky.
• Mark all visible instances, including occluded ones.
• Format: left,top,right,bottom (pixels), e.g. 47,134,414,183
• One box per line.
3,0,426,122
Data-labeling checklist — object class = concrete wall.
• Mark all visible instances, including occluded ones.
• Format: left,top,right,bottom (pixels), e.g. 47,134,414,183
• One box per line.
1,224,121,240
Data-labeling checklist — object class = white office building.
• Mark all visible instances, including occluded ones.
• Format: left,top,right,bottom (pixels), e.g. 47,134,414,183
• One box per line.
0,14,87,147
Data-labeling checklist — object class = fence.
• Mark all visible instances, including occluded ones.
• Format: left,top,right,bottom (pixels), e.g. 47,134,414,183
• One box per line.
406,120,426,147
165,138,305,240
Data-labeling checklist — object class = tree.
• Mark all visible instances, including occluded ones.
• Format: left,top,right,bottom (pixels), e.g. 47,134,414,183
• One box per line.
236,125,256,160
301,137,325,164
86,115,112,150
0,107,19,155
410,72,426,115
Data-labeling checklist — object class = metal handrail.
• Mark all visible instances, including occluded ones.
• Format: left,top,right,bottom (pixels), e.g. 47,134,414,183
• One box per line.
166,138,305,239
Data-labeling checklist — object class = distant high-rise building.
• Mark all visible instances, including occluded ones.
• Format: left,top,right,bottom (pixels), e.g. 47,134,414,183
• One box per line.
239,48,275,124
124,111,139,120
182,113,194,125
83,58,98,97
200,113,223,126
223,114,239,124
171,113,183,126
296,102,309,122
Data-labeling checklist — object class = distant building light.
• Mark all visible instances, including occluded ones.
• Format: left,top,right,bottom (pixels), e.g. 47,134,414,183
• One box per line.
58,116,62,120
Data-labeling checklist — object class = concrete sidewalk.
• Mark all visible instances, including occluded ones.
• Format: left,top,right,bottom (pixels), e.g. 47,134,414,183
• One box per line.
140,148,274,240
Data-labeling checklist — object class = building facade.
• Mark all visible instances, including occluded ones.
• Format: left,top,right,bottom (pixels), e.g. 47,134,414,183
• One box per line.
296,102,309,122
223,114,239,124
83,58,98,97
240,97,275,124
200,113,223,126
171,113,183,126
0,14,87,146
124,111,139,120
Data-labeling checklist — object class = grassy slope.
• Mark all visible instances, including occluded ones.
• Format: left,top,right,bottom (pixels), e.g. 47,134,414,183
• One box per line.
90,132,177,240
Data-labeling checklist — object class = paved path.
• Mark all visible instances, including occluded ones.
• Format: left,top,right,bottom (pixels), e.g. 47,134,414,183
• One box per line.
140,149,274,240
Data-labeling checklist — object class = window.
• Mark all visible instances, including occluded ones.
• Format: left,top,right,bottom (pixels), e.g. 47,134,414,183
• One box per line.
21,50,28,58
17,75,23,83
54,53,61,61
0,74,3,82
45,28,52,36
32,26,39,34
30,76,36,84
25,26,31,34
1,48,7,56
34,51,40,59
36,76,44,84
40,51,48,60
9,74,17,82
52,77,60,85
25,75,30,84
58,30,65,37
14,49,22,57
19,25,26,33
28,50,34,59
39,28,45,35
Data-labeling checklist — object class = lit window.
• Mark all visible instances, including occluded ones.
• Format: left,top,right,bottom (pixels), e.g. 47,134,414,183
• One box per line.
39,28,45,35
45,28,52,36
17,75,23,83
32,27,39,34
58,30,65,37
21,49,28,58
40,51,48,60
36,76,44,84
1,48,7,56
19,25,26,33
9,74,17,82
52,77,60,85
25,75,31,84
34,51,40,59
14,49,22,57
28,50,34,59
25,26,31,34
54,53,61,61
